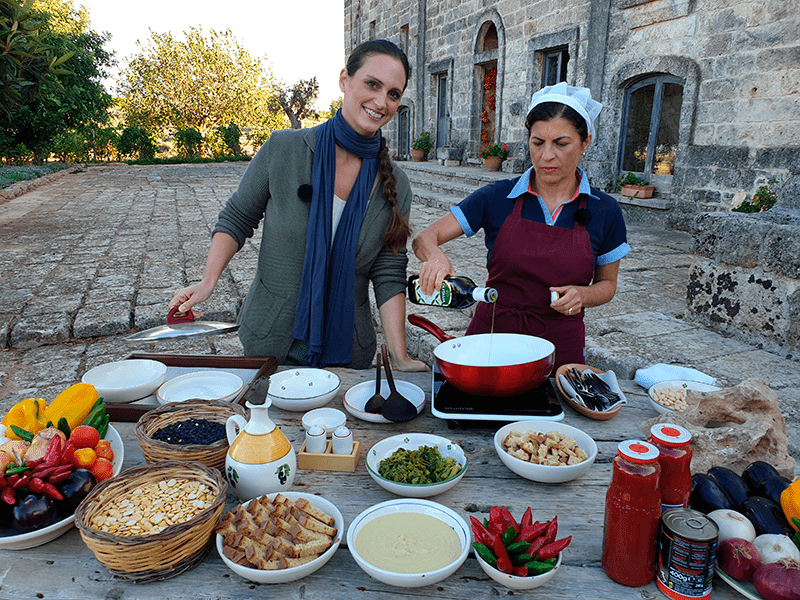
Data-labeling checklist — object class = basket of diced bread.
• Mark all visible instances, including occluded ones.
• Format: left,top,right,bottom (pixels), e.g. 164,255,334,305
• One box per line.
74,460,227,582
215,491,344,584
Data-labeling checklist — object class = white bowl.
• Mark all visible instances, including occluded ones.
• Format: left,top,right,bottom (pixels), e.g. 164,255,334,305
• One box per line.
156,371,244,404
301,407,346,435
82,359,167,403
493,420,597,484
0,425,125,550
347,498,470,587
343,380,426,423
268,368,341,411
474,547,562,590
216,491,343,583
647,380,721,414
366,433,467,498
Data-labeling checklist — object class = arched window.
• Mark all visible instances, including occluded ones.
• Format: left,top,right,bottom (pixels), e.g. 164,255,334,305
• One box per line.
619,75,684,177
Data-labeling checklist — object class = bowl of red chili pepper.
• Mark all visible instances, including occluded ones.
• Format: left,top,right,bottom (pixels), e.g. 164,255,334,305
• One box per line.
470,506,568,590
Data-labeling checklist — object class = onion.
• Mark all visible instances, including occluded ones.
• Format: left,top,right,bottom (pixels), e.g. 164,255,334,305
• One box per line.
717,537,762,581
752,559,800,600
754,534,800,565
708,508,757,542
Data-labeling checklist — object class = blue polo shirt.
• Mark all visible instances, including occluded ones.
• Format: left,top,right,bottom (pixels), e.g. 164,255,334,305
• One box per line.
451,167,630,267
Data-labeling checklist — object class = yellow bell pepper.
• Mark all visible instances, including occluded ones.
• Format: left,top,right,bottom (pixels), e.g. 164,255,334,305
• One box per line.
1,398,48,440
43,383,99,431
781,476,800,533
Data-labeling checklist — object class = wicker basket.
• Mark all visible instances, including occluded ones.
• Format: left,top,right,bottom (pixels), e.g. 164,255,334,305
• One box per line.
135,398,247,470
74,460,227,583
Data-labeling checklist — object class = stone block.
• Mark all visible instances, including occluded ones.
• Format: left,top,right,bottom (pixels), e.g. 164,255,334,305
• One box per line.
436,146,463,161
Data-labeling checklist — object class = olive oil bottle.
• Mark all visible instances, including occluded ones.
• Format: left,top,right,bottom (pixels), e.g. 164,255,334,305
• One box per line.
407,275,498,309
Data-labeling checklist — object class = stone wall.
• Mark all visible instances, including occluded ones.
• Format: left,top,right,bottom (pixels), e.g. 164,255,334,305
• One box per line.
344,0,800,214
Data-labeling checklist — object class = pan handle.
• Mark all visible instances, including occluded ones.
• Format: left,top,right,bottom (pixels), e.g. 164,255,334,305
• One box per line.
408,314,455,342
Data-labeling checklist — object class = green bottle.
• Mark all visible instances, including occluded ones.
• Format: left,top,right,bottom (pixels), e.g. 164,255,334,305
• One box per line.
407,275,498,309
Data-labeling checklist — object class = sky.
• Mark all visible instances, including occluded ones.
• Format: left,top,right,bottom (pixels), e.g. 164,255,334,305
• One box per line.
76,0,345,111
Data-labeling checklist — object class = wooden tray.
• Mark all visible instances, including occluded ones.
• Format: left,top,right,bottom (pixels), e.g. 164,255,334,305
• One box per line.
298,440,360,472
106,354,277,422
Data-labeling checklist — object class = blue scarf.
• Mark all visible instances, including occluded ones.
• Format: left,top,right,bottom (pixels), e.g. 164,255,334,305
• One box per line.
292,110,381,366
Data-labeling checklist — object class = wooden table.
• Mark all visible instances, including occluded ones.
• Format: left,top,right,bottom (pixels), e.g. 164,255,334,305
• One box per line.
0,368,745,600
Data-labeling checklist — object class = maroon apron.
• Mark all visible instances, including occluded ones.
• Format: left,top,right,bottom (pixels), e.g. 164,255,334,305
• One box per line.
466,194,595,368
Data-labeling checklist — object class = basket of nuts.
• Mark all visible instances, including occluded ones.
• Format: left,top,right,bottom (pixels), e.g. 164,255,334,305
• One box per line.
74,460,227,582
135,398,247,470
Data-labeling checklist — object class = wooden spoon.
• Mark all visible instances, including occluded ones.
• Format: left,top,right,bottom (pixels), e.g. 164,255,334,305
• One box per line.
364,353,384,414
379,344,418,423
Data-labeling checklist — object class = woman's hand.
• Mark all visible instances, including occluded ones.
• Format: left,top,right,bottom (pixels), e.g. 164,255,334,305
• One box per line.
549,261,621,315
418,250,456,296
169,280,215,317
411,213,463,295
549,285,583,316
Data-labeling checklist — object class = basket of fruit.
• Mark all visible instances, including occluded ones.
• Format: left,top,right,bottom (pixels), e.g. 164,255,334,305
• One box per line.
135,399,247,470
74,460,227,582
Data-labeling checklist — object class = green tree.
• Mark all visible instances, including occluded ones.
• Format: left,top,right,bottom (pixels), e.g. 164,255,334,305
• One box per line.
274,77,319,129
117,125,155,160
117,27,281,144
0,0,113,162
320,96,343,120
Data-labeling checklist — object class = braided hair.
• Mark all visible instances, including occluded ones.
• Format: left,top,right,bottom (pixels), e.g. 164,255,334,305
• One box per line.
346,40,412,255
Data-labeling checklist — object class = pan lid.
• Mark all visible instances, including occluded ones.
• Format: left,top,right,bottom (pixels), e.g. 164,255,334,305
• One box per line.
123,321,240,342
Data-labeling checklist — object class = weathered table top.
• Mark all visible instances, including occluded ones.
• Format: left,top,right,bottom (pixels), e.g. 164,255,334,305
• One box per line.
0,368,746,600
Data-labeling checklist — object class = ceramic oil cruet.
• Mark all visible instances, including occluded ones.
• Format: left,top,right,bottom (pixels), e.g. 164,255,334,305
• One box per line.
225,395,296,501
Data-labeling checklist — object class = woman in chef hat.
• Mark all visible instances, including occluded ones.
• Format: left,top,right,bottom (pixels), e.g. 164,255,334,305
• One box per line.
412,83,630,368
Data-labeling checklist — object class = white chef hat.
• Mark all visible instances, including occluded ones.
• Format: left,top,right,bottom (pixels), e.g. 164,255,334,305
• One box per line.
527,82,603,139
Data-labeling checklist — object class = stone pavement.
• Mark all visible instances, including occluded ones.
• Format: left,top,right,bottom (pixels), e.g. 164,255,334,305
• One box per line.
0,162,798,458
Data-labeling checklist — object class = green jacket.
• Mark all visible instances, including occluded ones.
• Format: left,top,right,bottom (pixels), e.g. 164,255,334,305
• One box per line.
214,125,410,368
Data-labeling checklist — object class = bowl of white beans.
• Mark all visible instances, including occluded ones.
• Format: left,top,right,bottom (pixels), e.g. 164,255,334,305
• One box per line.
647,380,721,414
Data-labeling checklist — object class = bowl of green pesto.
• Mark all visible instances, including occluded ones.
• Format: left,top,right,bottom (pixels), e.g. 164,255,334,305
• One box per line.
366,433,468,498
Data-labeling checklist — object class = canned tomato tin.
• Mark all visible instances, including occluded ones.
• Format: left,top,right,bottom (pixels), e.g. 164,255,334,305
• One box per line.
657,508,718,600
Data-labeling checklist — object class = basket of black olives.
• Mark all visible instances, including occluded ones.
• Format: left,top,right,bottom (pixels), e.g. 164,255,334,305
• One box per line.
135,399,246,470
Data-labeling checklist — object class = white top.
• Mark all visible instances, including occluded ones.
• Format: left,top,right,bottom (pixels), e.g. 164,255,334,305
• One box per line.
332,194,346,243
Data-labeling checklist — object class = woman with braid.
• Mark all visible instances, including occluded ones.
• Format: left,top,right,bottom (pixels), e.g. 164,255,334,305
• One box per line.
170,40,427,370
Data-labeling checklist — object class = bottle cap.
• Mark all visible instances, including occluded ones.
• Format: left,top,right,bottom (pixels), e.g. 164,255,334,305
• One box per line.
618,439,659,464
650,423,692,447
307,425,325,436
333,426,350,438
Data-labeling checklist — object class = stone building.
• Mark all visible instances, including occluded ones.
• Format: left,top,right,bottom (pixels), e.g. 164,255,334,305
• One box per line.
344,0,799,218
345,0,800,358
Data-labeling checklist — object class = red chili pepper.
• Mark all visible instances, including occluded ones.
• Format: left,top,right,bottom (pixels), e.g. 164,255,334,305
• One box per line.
26,458,42,471
470,516,497,547
43,435,63,468
499,506,519,533
520,507,533,529
47,470,72,484
538,536,572,560
41,482,63,501
544,516,558,543
513,566,529,577
527,535,548,560
516,521,548,543
488,506,505,535
0,475,6,489
6,473,19,486
60,441,76,466
492,534,513,574
12,475,31,489
1,486,15,505
28,477,45,494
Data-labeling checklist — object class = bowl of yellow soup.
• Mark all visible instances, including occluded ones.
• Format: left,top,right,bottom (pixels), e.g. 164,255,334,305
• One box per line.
347,498,470,587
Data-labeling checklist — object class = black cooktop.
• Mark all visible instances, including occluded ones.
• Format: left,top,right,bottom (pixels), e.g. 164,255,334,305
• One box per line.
430,366,564,429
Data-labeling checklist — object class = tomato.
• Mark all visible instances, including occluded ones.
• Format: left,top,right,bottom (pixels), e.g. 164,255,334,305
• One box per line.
70,425,100,449
91,457,114,481
94,440,114,461
72,447,97,469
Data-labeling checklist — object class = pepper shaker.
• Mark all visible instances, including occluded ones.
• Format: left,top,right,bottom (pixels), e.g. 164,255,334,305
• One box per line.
305,425,327,454
332,426,353,455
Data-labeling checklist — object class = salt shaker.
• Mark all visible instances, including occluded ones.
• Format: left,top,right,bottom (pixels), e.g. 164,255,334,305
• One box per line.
305,425,327,454
332,426,353,455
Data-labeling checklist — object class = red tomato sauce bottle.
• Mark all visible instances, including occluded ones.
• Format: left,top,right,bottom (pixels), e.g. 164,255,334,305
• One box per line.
648,423,693,512
601,440,662,587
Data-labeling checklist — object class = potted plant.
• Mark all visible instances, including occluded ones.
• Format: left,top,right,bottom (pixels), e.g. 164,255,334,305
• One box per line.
410,131,432,162
616,172,655,199
479,143,509,172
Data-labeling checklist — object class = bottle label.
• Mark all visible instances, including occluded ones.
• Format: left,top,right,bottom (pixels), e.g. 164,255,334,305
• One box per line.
412,280,452,306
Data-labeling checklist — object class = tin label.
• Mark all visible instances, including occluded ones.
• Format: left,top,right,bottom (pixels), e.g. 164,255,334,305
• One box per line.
657,512,717,600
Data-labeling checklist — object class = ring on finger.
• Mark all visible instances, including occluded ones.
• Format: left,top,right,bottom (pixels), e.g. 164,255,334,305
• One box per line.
568,308,573,314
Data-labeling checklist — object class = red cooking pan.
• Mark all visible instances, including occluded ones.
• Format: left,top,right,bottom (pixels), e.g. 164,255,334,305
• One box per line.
408,314,556,396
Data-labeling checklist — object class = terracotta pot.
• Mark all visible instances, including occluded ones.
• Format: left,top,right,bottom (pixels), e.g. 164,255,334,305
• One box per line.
410,149,426,162
620,184,655,199
484,156,503,172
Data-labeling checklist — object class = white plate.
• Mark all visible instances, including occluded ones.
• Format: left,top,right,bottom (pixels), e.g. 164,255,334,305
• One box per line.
0,425,125,550
716,564,762,600
365,433,467,498
216,491,343,584
347,498,470,588
82,359,167,403
156,371,244,404
268,368,341,411
343,380,426,423
647,380,721,414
